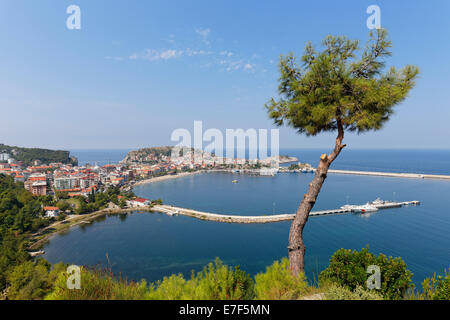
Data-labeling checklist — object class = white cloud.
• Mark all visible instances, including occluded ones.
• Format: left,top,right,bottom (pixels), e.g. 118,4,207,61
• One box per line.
195,28,211,45
195,28,211,39
129,49,184,61
220,51,234,57
105,56,124,61
110,28,258,73
185,48,212,57
218,59,255,73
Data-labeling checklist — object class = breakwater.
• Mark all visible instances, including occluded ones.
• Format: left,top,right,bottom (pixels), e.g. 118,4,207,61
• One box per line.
328,169,450,180
151,200,419,224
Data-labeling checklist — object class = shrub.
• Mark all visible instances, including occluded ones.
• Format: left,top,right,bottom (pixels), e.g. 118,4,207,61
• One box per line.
45,267,149,300
191,258,254,300
7,260,66,300
46,259,253,300
421,268,450,300
319,247,413,300
150,274,194,300
254,258,308,300
325,284,383,300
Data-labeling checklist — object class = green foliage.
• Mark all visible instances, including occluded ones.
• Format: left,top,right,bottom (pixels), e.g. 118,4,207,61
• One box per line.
254,258,308,299
56,201,71,212
118,199,127,208
75,199,89,215
0,174,50,291
191,258,254,300
150,274,193,300
46,267,149,300
324,284,383,300
39,255,450,301
55,191,70,200
123,146,173,164
6,260,66,300
266,29,419,135
421,269,450,300
319,247,413,300
151,258,254,300
73,187,135,214
0,232,30,291
47,259,254,300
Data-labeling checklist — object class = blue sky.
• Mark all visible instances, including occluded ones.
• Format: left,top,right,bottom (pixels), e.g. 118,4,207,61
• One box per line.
1,0,449,149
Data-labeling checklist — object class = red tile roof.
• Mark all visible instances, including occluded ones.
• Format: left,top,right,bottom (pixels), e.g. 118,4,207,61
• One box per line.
44,206,60,211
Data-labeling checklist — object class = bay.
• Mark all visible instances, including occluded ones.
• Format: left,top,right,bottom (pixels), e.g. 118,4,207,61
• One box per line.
43,151,450,286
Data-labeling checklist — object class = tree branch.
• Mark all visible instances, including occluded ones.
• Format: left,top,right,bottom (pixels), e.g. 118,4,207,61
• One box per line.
327,118,346,163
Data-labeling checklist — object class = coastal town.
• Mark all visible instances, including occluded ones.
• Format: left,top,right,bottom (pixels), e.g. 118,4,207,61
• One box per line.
0,146,306,219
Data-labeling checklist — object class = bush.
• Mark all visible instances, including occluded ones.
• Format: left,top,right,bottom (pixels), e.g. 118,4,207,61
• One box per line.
254,258,308,300
150,274,194,300
421,268,450,300
325,284,383,300
192,258,254,300
151,258,254,300
47,259,253,300
319,247,413,300
7,260,66,300
46,267,149,300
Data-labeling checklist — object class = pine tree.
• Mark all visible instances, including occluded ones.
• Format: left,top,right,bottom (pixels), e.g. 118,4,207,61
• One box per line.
266,29,419,276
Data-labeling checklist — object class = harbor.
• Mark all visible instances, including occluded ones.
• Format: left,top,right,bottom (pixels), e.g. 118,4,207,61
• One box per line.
152,199,420,223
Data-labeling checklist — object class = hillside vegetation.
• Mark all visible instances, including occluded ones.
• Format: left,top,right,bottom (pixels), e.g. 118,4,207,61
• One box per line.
0,143,77,166
121,146,173,164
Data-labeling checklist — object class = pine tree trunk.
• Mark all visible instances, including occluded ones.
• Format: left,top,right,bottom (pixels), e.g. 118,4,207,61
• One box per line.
288,123,346,276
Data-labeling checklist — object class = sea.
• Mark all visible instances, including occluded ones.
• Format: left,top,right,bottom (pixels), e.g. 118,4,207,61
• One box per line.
42,149,450,286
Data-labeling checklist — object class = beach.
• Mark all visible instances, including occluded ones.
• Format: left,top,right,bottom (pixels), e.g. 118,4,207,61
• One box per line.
133,171,204,186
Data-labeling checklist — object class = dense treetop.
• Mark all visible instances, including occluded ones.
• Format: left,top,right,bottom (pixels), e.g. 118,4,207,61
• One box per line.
266,29,419,136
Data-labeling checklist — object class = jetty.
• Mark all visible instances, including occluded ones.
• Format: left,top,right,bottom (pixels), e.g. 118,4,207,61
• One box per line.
28,199,420,250
328,169,450,180
152,200,420,224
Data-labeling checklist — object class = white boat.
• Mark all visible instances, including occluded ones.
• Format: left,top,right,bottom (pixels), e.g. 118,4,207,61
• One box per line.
260,168,278,176
166,210,178,216
340,204,359,210
370,198,385,206
353,204,379,213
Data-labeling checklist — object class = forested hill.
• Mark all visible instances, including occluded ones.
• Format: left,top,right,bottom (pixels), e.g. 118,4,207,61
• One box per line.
0,144,77,166
0,174,50,292
121,146,173,164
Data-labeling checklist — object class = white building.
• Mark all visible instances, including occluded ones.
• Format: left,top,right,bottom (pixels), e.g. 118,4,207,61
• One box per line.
126,197,151,207
0,153,10,161
43,206,60,218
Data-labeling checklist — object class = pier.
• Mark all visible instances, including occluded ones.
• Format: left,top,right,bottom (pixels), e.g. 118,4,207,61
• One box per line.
151,200,420,224
28,200,421,250
328,169,450,180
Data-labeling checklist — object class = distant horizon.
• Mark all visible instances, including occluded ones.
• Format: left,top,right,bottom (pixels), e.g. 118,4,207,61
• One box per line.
4,142,450,152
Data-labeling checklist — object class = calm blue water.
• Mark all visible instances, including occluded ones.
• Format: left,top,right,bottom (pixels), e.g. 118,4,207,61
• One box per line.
70,149,131,166
281,149,450,175
43,149,450,286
